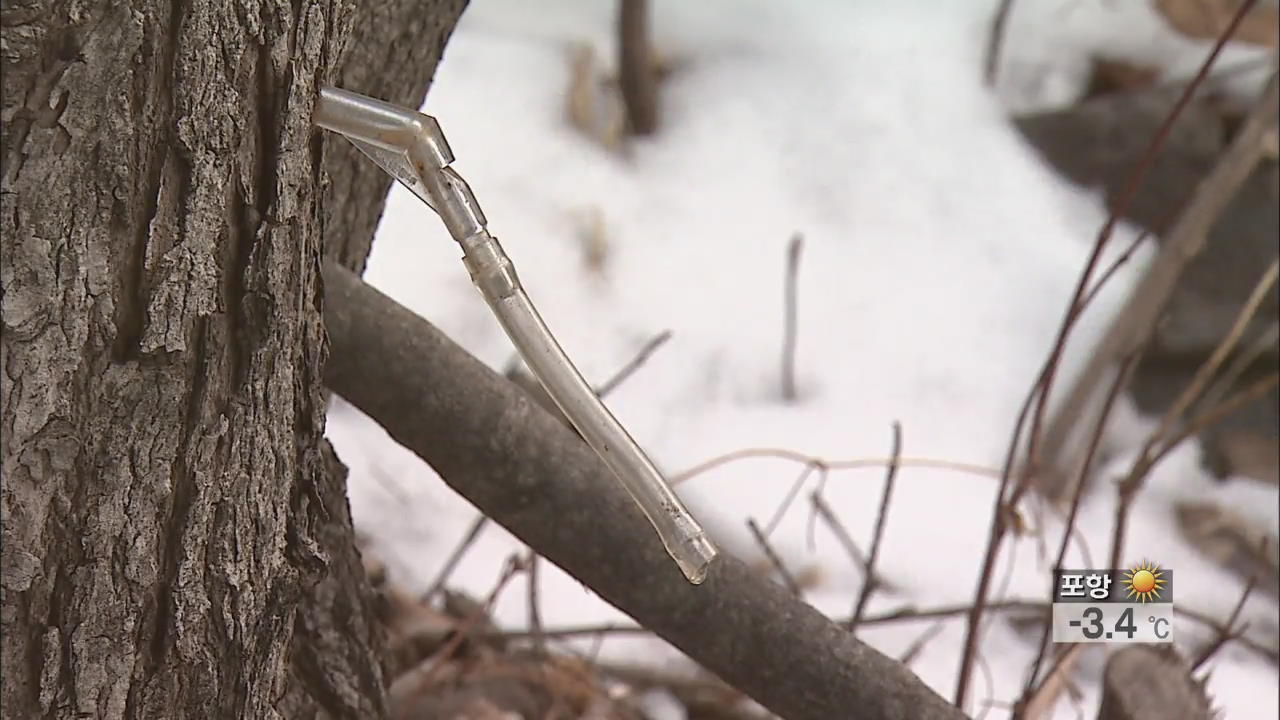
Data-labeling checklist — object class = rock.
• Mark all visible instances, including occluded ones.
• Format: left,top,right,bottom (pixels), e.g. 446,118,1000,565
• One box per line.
1014,85,1279,360
1014,83,1279,470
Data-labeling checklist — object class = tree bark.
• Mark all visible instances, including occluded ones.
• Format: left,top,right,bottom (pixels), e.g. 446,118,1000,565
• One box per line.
0,1,463,718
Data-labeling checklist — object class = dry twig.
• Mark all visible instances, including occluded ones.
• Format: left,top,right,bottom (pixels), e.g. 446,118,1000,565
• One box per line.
781,232,803,402
526,551,546,655
1191,573,1257,671
746,519,802,595
673,448,998,485
1018,644,1084,720
956,9,1269,704
1037,64,1278,496
984,0,1018,87
849,422,902,631
1109,259,1280,571
808,492,870,575
596,330,673,397
1021,352,1140,703
617,0,658,135
423,515,490,601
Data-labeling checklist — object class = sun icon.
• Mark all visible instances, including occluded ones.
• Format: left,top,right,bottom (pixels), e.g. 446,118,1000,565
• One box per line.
1122,560,1167,603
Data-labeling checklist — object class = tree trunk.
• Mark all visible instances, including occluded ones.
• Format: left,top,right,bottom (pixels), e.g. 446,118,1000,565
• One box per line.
0,1,463,717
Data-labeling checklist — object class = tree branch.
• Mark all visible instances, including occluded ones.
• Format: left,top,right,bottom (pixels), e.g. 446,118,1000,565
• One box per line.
321,261,968,720
617,0,658,135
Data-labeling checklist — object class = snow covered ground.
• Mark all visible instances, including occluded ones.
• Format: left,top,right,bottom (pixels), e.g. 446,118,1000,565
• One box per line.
324,1,1278,717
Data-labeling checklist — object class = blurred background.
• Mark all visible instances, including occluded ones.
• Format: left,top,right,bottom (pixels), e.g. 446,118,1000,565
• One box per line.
325,1,1279,717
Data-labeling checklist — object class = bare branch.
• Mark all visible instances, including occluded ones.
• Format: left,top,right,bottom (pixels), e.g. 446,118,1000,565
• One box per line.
1019,644,1083,720
849,422,902,631
526,550,546,655
481,598,1279,665
1021,352,1140,702
1037,63,1278,497
958,11,1271,701
984,0,1018,87
322,262,969,720
1109,259,1280,571
1157,371,1279,464
899,622,946,668
808,492,870,574
617,0,658,135
1148,259,1277,450
596,330,673,398
1191,572,1257,671
764,462,819,535
746,519,802,595
423,514,490,601
782,232,804,402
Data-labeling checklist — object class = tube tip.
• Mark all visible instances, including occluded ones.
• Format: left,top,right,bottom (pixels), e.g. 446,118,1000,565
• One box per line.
669,532,718,585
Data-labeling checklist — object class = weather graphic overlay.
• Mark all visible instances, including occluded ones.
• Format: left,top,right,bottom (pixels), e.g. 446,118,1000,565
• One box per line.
1121,560,1168,603
1051,560,1174,644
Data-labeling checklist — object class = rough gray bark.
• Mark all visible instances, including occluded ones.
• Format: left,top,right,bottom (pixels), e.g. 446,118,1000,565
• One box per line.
322,262,969,720
0,1,462,718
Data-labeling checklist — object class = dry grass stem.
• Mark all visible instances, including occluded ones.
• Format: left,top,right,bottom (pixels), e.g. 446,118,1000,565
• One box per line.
849,422,902,631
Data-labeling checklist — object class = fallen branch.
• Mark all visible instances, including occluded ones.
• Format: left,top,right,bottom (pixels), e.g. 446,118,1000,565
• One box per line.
322,262,968,720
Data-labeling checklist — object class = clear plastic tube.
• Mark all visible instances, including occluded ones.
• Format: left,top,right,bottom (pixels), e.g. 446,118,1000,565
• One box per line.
459,231,716,583
314,85,718,583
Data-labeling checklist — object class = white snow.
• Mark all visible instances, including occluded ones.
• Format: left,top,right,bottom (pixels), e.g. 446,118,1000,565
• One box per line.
324,1,1279,718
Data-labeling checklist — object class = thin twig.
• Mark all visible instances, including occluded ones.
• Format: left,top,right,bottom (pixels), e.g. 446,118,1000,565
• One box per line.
1109,259,1280,572
809,492,870,573
1197,319,1278,417
482,600,1046,643
899,621,947,668
984,0,1018,87
763,461,819,536
414,554,527,689
477,599,1279,664
526,550,546,655
1077,230,1151,311
782,232,803,402
746,518,802,595
805,466,833,551
617,0,658,135
1178,604,1278,664
1154,371,1280,465
1191,573,1257,671
956,10,1267,704
673,448,999,485
1035,57,1277,496
849,422,902,631
596,329,673,398
1018,644,1084,720
1147,259,1277,449
423,514,489,601
1108,370,1280,577
1021,351,1140,703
